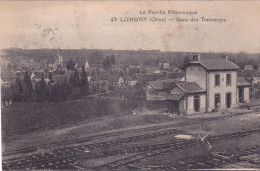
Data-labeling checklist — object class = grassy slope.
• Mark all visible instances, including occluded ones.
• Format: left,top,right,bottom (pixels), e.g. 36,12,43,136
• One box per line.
2,98,167,138
1,98,138,136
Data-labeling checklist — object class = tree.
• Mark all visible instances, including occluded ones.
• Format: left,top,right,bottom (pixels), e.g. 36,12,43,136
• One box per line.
74,69,80,87
51,83,67,102
90,52,103,94
110,55,116,65
89,52,103,66
12,75,23,102
48,72,54,84
182,56,190,69
47,72,54,101
80,66,89,95
21,71,33,102
35,73,47,102
67,70,80,89
67,59,75,71
103,55,116,71
103,58,111,71
153,59,160,67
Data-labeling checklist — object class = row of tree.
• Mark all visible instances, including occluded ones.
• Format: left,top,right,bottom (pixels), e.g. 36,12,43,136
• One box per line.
10,65,89,103
12,71,33,102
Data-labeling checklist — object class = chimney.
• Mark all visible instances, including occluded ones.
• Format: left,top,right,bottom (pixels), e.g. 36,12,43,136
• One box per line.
193,54,200,61
222,55,228,60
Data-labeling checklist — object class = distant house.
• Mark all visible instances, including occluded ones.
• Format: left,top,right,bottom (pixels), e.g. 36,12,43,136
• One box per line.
152,67,161,74
146,78,182,101
99,72,109,83
1,79,14,108
169,65,181,72
144,73,164,83
248,71,260,84
163,71,185,79
130,65,140,69
126,73,145,87
118,77,125,86
75,63,81,72
159,61,170,70
145,66,161,74
239,70,260,84
31,71,45,89
237,77,251,103
244,65,253,71
108,72,121,85
52,66,65,76
52,74,70,85
32,72,70,89
128,78,138,87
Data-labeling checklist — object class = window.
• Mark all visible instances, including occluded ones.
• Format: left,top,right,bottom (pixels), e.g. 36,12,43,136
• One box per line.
226,74,231,86
215,74,220,87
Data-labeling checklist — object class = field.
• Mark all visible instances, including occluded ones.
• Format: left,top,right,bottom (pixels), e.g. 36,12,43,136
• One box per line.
1,98,169,140
2,98,136,137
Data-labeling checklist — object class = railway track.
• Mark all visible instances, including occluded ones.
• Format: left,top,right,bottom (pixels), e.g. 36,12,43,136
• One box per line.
4,109,259,157
95,129,260,170
134,145,260,170
3,129,260,170
2,128,182,169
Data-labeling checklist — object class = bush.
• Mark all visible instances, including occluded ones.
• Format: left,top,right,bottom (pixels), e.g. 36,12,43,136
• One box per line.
66,87,83,101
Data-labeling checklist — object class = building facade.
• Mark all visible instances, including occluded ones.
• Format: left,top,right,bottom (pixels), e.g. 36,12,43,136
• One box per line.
185,55,245,112
146,55,251,115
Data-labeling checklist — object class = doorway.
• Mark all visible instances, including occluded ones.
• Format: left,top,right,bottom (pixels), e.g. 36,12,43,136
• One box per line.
226,93,232,108
166,100,179,114
194,95,200,112
214,94,221,109
239,88,244,103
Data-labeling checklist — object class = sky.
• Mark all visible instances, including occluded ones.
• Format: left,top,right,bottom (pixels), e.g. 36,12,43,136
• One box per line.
0,1,260,53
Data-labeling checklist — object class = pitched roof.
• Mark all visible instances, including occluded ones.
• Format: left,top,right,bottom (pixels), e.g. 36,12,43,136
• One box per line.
128,73,145,81
145,73,164,82
237,77,251,87
239,70,260,77
187,58,240,71
147,78,182,90
175,82,206,94
165,94,185,101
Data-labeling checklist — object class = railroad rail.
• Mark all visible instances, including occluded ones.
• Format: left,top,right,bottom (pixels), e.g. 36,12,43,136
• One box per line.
131,145,260,170
4,109,259,158
3,129,260,170
95,129,260,170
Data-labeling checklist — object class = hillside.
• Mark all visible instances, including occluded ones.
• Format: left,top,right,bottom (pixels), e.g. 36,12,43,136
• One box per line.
1,48,260,69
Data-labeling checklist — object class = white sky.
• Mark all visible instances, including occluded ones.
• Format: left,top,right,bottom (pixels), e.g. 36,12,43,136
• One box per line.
0,1,260,53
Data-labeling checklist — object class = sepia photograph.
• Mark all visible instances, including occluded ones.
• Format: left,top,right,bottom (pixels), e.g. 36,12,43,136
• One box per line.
0,1,260,170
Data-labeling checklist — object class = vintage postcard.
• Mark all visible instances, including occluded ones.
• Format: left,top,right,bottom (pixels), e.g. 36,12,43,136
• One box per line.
1,1,260,170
